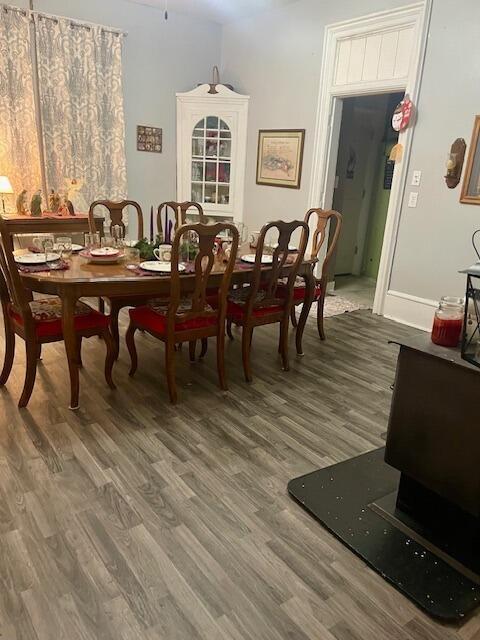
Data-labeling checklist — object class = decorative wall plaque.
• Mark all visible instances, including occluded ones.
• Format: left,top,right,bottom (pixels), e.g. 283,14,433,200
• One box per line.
137,125,162,153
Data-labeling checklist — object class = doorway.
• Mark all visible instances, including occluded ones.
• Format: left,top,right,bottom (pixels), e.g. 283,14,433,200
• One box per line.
330,92,402,308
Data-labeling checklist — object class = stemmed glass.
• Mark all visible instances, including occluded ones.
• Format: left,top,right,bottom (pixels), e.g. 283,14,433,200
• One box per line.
112,224,124,248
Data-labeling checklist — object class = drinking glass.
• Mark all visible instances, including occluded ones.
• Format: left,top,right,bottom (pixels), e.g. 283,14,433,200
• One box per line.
56,236,72,260
84,232,100,249
234,221,248,244
33,235,54,261
124,247,140,267
43,237,55,264
101,235,114,249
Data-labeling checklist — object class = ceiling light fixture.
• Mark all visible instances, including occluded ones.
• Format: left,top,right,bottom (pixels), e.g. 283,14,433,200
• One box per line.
164,0,168,20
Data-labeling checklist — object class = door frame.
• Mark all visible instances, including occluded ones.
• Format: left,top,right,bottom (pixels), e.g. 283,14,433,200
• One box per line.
307,1,432,314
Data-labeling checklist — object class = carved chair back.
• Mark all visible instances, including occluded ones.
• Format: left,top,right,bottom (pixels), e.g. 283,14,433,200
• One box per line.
242,220,309,317
157,201,205,240
88,200,144,240
166,222,239,334
304,208,342,285
0,217,35,330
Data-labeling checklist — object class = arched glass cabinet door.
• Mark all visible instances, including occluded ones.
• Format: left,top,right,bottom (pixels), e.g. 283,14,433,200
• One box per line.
191,116,231,206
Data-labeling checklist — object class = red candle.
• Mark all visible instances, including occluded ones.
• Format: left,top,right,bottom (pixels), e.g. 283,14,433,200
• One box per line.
431,316,463,347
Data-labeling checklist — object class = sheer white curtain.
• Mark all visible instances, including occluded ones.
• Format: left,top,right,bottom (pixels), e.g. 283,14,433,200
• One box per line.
34,14,127,209
0,7,42,198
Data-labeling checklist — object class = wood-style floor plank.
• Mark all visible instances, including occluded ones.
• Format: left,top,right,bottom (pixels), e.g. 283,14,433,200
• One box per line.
0,309,474,638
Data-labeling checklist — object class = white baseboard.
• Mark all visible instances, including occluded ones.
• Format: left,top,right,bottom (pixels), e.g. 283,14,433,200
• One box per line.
383,290,436,332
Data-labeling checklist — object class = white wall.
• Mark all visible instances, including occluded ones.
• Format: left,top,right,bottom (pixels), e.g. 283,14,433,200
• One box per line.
388,0,480,304
220,0,408,234
221,0,480,329
10,0,222,233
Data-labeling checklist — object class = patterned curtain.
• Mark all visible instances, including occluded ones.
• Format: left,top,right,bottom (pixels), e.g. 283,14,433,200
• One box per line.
0,7,42,202
34,14,127,210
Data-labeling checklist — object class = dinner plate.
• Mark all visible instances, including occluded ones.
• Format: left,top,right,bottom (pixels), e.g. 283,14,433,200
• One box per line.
139,261,186,273
240,254,274,264
79,249,125,264
90,247,120,257
15,252,60,265
53,243,83,252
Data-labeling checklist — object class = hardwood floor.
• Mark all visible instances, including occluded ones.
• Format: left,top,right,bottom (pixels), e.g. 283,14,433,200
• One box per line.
0,310,477,639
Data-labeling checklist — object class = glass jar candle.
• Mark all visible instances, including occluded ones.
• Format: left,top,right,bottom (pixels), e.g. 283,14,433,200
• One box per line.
431,296,464,347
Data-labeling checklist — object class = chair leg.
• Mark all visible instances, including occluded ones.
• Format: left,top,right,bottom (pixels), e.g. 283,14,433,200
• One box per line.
76,337,83,368
109,302,121,360
226,319,234,340
189,340,196,363
165,340,177,404
216,332,227,390
126,323,138,376
241,326,253,383
36,343,42,361
199,338,208,359
99,297,105,314
0,325,15,385
290,306,298,328
102,330,116,390
279,317,290,371
18,341,38,408
317,295,326,341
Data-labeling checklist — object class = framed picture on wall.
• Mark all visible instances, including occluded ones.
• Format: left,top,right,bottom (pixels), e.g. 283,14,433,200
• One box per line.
461,116,480,204
137,125,162,153
256,129,305,188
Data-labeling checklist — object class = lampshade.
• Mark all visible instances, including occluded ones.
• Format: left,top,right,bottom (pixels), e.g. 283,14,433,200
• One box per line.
0,176,13,195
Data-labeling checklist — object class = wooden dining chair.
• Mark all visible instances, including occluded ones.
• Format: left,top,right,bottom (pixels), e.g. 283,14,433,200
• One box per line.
289,208,342,341
88,199,144,241
226,220,309,382
0,218,115,408
157,201,204,240
125,221,239,403
88,200,146,358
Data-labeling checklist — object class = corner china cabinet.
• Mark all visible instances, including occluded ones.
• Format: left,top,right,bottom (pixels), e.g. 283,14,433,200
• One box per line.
176,83,249,222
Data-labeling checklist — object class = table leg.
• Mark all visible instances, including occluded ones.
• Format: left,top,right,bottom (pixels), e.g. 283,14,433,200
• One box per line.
296,270,315,356
61,294,80,409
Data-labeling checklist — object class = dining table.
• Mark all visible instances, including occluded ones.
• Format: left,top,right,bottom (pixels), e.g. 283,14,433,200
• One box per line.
18,247,317,409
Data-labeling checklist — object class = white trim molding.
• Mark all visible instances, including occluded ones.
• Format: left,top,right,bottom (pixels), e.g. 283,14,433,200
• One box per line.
383,290,436,332
307,1,432,318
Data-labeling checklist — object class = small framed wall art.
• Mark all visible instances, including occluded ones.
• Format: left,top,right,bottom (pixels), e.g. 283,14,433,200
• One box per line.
461,116,480,204
256,129,305,188
137,125,162,153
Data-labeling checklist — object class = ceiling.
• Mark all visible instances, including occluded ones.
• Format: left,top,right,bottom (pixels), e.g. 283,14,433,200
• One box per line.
126,0,300,24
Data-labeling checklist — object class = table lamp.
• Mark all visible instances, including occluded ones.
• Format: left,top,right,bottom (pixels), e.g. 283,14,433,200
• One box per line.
0,176,13,214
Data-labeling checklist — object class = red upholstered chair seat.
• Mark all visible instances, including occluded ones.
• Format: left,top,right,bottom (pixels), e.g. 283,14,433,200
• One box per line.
129,297,217,334
226,300,284,322
277,276,322,301
9,298,109,338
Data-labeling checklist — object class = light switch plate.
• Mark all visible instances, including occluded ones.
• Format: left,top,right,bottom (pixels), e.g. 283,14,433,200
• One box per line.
408,192,418,208
411,170,422,186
